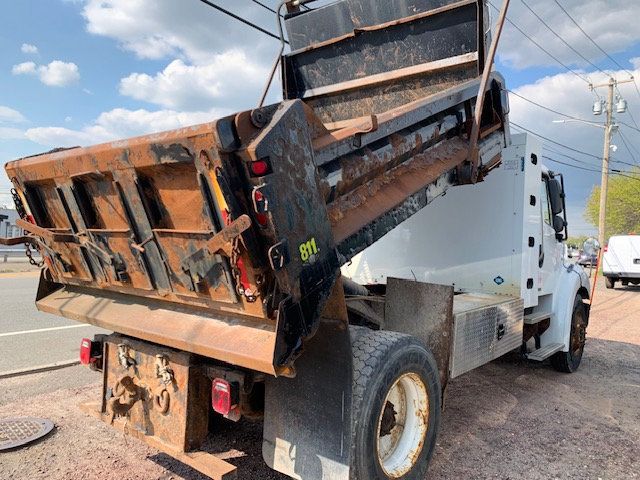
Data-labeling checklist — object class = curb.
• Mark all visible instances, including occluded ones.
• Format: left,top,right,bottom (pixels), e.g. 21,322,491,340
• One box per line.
0,360,80,380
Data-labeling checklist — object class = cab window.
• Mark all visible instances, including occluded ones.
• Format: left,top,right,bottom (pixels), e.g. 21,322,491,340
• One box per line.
540,179,552,226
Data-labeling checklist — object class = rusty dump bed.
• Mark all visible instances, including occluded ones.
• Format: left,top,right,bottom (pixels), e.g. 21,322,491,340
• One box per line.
4,0,509,376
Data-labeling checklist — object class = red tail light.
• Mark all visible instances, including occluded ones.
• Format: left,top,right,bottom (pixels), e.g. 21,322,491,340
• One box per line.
80,338,101,367
212,378,238,416
249,159,270,177
80,338,93,365
604,245,608,253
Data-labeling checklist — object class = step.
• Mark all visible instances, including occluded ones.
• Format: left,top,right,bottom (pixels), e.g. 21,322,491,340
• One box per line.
523,310,552,325
527,343,564,361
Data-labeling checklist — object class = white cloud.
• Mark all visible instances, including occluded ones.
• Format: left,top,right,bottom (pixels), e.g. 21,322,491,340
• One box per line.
24,107,228,148
80,0,275,64
12,60,80,87
496,0,640,70
12,62,37,75
119,53,268,110
38,61,80,86
79,1,281,112
21,43,38,54
0,106,26,124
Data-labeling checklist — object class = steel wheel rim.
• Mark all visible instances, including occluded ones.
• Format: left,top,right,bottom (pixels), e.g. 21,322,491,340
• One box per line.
376,372,429,478
571,308,586,357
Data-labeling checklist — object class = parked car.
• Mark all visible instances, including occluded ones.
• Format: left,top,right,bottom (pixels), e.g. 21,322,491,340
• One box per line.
603,235,640,288
577,250,598,267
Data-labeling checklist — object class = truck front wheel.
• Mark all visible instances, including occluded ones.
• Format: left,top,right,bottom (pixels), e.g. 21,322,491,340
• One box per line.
350,328,441,480
551,294,587,373
605,276,615,289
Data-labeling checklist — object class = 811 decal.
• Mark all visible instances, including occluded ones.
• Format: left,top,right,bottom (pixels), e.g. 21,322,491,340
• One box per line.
299,237,319,264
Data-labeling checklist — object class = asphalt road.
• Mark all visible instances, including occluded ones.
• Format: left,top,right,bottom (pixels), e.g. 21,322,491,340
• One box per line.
0,272,109,373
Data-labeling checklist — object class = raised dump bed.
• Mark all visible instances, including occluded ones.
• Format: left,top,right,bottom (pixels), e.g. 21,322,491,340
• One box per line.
4,0,509,377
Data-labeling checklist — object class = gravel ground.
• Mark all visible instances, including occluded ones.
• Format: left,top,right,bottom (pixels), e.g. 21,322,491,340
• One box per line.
0,278,638,479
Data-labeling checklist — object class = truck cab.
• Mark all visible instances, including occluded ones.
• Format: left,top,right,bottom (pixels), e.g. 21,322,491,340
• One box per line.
343,133,591,370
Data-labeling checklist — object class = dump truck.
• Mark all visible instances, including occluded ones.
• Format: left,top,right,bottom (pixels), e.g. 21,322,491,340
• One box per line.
1,0,592,479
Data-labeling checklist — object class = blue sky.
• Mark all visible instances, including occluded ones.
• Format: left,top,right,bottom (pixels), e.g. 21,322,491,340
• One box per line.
2,0,640,237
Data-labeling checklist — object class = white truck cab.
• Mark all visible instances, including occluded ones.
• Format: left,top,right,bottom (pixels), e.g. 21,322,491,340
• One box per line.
603,235,640,288
344,133,592,373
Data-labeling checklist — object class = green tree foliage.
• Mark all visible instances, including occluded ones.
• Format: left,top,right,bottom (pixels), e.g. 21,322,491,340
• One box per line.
585,170,640,239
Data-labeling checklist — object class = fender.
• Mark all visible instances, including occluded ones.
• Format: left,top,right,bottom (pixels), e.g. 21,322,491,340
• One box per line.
542,264,591,351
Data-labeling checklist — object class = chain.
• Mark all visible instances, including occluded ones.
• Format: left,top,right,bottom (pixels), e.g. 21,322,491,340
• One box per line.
11,188,44,267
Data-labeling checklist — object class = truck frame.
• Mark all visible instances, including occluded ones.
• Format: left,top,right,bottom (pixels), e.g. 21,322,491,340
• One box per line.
1,1,591,479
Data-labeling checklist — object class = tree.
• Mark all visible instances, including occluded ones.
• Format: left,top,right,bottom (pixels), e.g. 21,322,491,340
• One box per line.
585,169,640,240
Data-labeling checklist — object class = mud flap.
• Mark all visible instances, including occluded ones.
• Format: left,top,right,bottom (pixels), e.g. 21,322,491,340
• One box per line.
263,319,352,480
385,278,454,391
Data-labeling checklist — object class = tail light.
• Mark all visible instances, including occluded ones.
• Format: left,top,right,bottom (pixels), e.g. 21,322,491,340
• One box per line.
79,337,101,368
604,245,608,253
249,159,271,177
212,378,239,416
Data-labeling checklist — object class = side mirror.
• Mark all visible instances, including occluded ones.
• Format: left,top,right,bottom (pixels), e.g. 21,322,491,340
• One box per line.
553,215,565,234
548,178,563,215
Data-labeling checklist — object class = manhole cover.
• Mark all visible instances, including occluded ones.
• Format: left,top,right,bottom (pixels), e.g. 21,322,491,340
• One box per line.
0,418,54,451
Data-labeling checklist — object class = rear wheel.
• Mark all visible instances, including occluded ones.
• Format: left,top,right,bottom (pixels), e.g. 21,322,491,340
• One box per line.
350,328,441,480
551,295,588,373
622,279,629,286
605,277,615,289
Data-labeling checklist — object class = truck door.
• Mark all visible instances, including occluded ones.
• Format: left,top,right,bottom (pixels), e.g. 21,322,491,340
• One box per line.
538,174,562,295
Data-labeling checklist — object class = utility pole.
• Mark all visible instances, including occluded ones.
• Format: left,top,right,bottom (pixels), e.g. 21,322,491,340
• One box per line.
598,78,614,249
590,77,634,247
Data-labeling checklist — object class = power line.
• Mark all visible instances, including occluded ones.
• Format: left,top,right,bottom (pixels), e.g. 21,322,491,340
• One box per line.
619,128,640,157
511,121,602,159
251,0,278,14
196,0,288,44
614,85,640,130
543,143,636,169
508,89,599,123
551,0,640,124
551,0,630,73
487,1,590,85
542,155,600,173
513,120,638,168
618,120,640,134
616,129,640,166
520,0,610,77
542,155,640,182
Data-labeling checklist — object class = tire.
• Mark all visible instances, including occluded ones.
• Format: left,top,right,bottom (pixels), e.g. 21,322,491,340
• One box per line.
622,279,629,287
349,327,441,480
551,295,588,373
605,277,615,289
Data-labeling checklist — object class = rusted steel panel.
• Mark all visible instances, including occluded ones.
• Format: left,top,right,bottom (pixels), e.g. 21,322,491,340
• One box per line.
283,0,481,121
385,278,454,389
329,137,468,242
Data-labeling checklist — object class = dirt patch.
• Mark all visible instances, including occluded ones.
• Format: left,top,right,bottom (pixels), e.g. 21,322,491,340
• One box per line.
0,278,638,479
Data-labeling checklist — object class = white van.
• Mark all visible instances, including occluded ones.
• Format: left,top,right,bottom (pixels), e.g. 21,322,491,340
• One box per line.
603,235,640,288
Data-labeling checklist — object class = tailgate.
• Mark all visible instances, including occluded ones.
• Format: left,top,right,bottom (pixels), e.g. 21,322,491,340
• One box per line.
5,105,340,375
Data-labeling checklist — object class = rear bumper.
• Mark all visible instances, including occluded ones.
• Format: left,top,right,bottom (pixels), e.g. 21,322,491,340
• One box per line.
36,283,278,375
603,272,640,279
